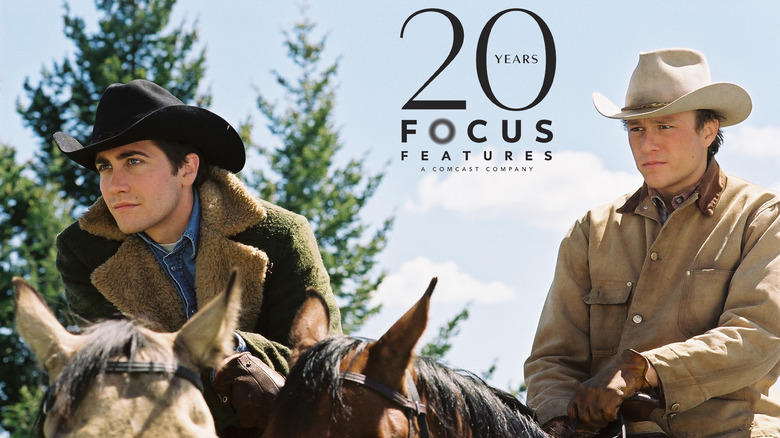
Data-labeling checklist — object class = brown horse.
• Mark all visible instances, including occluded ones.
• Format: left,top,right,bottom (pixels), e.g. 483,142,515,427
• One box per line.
13,271,242,437
263,277,548,438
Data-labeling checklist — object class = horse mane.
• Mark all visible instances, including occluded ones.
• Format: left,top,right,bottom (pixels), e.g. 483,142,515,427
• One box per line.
414,356,545,438
272,335,546,438
271,336,369,435
33,318,173,437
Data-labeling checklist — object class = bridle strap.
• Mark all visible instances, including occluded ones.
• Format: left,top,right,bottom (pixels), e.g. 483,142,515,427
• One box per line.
340,371,429,438
42,361,204,416
340,372,423,413
42,382,58,415
403,371,430,438
106,361,204,393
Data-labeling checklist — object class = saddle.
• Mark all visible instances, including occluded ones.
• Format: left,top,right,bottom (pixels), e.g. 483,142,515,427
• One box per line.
212,351,286,436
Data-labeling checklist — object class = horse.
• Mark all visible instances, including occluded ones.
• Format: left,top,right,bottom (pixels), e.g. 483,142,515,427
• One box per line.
262,277,549,438
12,270,243,437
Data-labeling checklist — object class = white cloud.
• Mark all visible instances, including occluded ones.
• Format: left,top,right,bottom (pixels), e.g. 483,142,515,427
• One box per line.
718,125,780,191
729,125,780,161
406,149,642,231
374,256,516,308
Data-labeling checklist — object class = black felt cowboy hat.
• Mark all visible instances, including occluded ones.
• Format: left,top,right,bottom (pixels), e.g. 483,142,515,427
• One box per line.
54,79,245,172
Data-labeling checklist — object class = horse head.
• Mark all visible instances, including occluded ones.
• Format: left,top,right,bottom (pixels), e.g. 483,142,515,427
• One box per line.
13,270,243,437
264,278,438,437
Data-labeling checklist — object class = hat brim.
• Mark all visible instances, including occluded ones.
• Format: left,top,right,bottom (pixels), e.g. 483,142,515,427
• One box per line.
592,82,752,127
54,105,246,173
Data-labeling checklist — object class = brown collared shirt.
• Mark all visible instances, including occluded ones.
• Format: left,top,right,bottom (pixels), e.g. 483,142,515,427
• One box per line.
649,183,700,225
617,159,726,224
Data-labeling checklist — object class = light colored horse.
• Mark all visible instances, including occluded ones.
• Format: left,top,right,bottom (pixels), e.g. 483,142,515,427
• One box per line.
13,271,242,437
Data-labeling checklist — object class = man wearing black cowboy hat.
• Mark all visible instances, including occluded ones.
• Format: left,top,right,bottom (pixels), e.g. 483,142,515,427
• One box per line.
525,48,780,437
54,79,342,434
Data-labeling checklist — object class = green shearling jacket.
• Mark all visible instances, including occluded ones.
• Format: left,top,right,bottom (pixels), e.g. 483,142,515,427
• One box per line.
55,168,342,375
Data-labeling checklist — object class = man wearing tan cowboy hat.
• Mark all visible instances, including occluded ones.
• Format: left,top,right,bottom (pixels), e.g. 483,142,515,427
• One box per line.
525,48,780,437
53,79,342,435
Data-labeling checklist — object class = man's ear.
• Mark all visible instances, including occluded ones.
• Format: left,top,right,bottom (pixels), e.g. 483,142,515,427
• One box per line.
700,117,719,146
181,152,200,186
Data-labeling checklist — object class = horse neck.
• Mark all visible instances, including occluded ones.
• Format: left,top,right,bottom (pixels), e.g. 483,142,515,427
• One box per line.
413,357,546,438
417,383,473,438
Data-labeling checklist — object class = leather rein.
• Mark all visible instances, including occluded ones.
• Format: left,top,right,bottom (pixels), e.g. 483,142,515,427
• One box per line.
340,370,430,438
43,360,204,415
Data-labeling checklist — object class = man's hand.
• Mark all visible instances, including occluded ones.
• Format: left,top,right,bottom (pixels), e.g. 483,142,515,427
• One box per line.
567,349,653,429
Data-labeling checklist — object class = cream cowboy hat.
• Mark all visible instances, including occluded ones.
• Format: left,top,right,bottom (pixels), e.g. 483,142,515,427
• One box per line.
592,48,751,126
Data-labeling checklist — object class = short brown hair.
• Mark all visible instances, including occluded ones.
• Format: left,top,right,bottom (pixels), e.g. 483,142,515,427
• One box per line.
695,109,724,157
153,139,212,186
621,110,725,157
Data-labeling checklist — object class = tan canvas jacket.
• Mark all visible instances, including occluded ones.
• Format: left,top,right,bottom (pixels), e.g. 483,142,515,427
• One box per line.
525,161,780,437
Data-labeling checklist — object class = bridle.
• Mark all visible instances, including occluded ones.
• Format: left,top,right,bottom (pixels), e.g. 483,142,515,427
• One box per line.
340,370,430,438
105,360,204,391
42,360,204,415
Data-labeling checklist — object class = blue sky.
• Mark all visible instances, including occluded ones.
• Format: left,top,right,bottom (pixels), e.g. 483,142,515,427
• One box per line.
3,1,780,394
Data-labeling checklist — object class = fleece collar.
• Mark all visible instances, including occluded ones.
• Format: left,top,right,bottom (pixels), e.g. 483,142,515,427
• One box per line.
78,168,269,332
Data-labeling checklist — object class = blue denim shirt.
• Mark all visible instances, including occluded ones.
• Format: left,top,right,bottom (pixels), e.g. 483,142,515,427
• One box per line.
138,190,246,352
139,189,200,319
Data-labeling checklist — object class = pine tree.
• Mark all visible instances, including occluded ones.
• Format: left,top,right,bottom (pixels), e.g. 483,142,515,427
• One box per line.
5,0,207,431
0,144,72,433
420,306,470,360
247,16,392,333
17,0,208,208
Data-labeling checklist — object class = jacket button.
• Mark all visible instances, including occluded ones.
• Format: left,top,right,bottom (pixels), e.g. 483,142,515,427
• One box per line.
650,252,658,261
632,314,643,324
671,403,680,411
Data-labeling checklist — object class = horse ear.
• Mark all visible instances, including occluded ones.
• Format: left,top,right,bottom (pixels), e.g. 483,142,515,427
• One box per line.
175,268,242,369
288,287,330,368
369,277,437,383
13,277,80,377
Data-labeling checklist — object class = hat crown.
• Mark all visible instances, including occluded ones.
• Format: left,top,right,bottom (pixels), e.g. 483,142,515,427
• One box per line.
55,79,246,173
592,47,751,126
92,79,184,143
624,49,712,110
